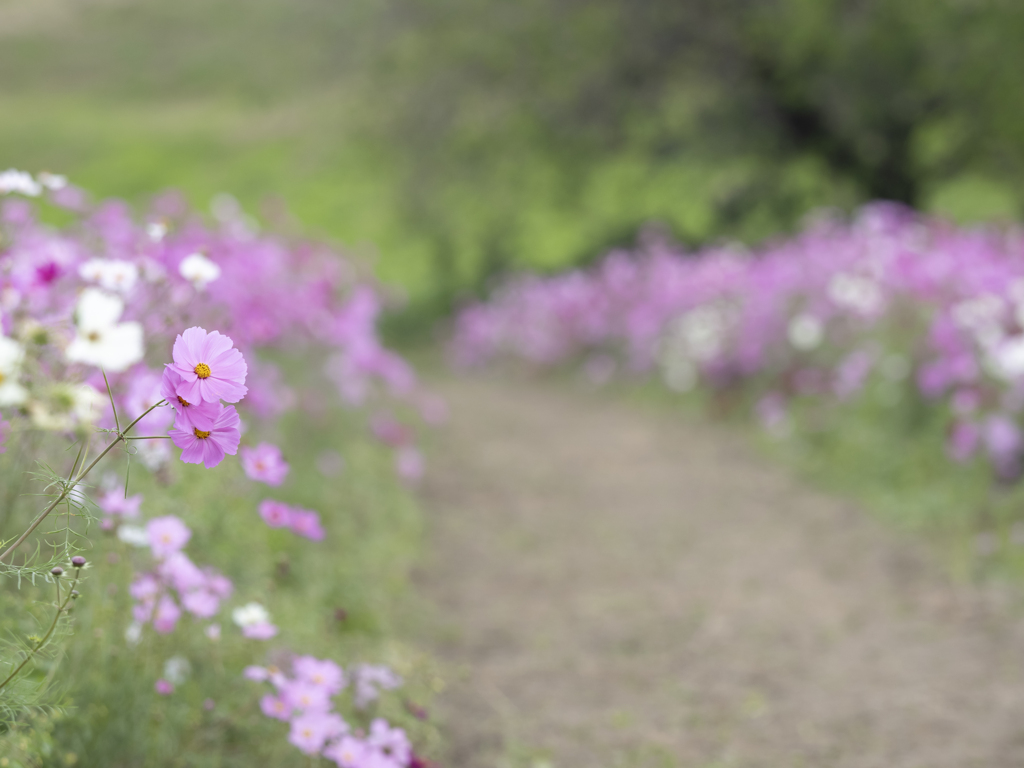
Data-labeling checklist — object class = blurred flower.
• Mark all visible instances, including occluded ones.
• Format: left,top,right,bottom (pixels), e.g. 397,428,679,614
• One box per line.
787,314,824,351
147,516,191,559
0,335,28,407
288,712,348,755
179,253,221,290
0,169,41,196
78,259,139,294
154,679,174,696
65,289,144,372
163,655,191,685
241,442,290,485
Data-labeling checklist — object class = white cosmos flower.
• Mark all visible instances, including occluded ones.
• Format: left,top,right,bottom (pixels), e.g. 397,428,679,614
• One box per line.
146,222,167,242
37,172,68,190
27,383,105,430
117,524,151,548
65,288,144,372
125,622,143,645
0,169,41,196
986,335,1024,382
788,314,824,351
78,259,139,294
163,655,191,685
231,602,270,628
179,253,221,290
0,335,28,407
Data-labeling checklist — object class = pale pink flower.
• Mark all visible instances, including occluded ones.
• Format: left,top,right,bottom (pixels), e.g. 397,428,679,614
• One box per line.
240,442,289,485
280,680,332,713
153,595,182,634
260,694,292,721
293,656,346,694
242,621,278,640
154,679,174,695
289,509,325,541
258,499,293,528
168,326,248,404
147,516,191,558
324,736,370,767
288,712,348,755
243,665,269,682
169,404,241,469
368,718,411,765
96,491,142,519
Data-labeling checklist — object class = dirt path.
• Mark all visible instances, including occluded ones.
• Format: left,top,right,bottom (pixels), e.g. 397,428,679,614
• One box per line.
416,373,1024,768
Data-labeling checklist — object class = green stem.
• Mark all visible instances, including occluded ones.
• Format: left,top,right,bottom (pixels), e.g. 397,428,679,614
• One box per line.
0,572,80,693
0,400,167,564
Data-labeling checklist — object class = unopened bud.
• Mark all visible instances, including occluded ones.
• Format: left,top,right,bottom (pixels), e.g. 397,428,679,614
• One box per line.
70,590,80,599
51,566,64,577
72,556,86,568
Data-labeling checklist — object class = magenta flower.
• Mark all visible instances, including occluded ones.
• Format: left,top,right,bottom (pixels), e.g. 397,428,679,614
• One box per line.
168,326,248,404
169,404,241,469
155,679,174,696
147,516,192,558
241,442,290,485
258,499,292,528
243,665,270,682
161,368,221,431
289,509,325,541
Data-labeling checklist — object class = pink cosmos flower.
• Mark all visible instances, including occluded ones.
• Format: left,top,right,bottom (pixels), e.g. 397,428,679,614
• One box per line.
243,665,269,682
368,718,411,765
161,368,221,431
324,736,370,768
155,679,174,695
289,509,325,541
241,442,290,485
288,712,348,755
169,404,241,469
96,491,142,519
293,656,346,694
153,595,182,634
242,622,278,640
147,516,192,558
258,499,293,528
281,680,332,713
168,326,248,404
260,694,292,721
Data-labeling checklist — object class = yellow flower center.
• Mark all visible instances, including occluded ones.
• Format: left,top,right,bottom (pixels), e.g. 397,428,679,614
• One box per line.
177,395,190,407
87,331,101,342
0,372,5,385
194,363,212,379
193,428,211,439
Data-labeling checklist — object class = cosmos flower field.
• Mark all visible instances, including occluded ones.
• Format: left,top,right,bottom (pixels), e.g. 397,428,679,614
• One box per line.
0,171,440,765
454,204,1024,535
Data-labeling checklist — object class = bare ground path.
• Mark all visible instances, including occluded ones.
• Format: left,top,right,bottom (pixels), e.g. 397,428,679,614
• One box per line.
416,373,1024,767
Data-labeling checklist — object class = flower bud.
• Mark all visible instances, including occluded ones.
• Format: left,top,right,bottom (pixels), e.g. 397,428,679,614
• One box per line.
72,556,86,568
71,590,80,599
51,566,64,577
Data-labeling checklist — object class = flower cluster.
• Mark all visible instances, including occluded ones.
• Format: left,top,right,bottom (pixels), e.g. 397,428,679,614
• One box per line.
0,170,435,468
258,500,326,540
452,204,1024,479
245,657,417,767
127,516,233,637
